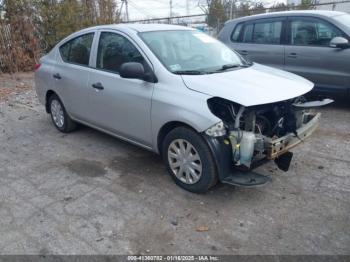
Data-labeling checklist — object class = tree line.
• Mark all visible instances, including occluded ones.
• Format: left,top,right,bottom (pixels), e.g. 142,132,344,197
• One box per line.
200,0,314,30
0,0,119,73
0,0,314,73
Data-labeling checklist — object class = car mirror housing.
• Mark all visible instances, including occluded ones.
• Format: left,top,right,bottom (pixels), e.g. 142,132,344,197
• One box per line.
330,37,349,49
120,62,145,80
120,62,157,83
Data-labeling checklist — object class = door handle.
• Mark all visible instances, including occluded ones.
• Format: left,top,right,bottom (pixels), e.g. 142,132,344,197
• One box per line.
92,82,104,90
288,53,297,58
240,50,248,55
53,73,61,79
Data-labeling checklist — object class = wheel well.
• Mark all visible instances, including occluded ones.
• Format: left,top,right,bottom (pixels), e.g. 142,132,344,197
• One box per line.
45,90,56,113
157,121,196,154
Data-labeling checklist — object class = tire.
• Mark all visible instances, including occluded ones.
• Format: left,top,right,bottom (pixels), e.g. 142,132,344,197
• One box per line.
48,94,77,133
162,126,218,193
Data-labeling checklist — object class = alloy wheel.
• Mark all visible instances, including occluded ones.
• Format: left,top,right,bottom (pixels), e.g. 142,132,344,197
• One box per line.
51,100,65,128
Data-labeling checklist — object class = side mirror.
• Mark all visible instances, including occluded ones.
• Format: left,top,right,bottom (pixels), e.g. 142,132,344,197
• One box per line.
120,62,145,80
330,37,349,49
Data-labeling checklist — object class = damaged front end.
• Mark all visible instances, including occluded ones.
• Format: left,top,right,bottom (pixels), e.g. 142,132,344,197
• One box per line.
205,96,332,187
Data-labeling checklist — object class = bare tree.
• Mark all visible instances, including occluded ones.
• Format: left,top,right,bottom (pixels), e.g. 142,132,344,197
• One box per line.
0,0,42,73
0,0,121,72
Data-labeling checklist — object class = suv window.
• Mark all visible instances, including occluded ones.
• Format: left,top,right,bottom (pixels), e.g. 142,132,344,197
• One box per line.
231,23,243,42
96,32,145,73
242,24,253,43
232,20,282,44
59,33,94,66
290,18,344,46
253,21,282,44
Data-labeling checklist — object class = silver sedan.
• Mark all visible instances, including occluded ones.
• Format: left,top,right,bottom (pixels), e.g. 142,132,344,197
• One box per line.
35,24,330,193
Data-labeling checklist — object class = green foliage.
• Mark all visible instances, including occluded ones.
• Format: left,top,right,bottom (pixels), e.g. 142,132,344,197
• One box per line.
297,0,315,10
34,0,60,49
0,0,41,72
206,0,227,29
0,0,120,72
237,2,266,17
1,0,120,50
56,0,83,40
37,0,119,49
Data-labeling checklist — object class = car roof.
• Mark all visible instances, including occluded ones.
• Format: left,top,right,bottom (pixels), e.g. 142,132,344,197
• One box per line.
79,23,194,33
226,10,347,23
123,23,194,32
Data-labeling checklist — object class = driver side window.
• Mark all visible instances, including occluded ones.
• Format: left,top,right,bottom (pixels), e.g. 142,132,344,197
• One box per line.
96,32,146,73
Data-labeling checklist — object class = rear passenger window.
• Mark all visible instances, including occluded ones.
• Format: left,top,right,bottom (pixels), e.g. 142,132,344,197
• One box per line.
253,21,282,44
242,24,253,43
231,23,243,42
59,33,94,66
232,19,283,44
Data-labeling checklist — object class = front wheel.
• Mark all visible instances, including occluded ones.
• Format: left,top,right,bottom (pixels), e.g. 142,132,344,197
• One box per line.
162,127,218,193
48,94,77,133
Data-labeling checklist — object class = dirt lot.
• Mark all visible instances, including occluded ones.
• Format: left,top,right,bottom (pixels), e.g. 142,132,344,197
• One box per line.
0,72,349,255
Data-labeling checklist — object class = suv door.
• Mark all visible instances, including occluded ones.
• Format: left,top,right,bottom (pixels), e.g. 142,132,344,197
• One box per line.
54,32,95,120
229,18,286,69
87,31,155,147
285,16,350,95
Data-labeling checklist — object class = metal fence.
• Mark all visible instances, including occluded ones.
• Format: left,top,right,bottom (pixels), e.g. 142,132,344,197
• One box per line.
0,23,10,69
122,0,350,36
1,1,349,72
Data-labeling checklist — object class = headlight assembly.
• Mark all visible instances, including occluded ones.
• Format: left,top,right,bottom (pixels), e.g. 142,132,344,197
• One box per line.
205,121,226,137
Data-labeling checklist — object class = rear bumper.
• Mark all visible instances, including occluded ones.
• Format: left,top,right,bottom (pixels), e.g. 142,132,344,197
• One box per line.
265,113,321,159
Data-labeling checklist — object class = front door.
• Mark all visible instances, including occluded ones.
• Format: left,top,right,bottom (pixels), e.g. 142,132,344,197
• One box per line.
87,31,155,147
284,16,350,94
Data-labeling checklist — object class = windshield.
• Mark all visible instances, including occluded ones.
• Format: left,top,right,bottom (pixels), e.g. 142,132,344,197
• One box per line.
139,30,250,74
333,14,350,28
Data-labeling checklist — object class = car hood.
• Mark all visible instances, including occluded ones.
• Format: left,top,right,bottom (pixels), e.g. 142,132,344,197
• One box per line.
181,63,314,107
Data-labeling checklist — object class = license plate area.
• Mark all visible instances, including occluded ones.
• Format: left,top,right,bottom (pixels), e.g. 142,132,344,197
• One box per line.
265,113,321,159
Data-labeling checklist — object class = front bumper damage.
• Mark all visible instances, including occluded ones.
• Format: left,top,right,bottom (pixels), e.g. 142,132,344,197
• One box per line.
266,112,321,159
204,105,326,188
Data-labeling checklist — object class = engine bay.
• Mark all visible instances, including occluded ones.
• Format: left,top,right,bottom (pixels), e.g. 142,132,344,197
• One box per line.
207,96,331,170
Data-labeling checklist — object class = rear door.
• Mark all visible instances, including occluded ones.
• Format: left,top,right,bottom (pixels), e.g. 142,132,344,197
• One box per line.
228,18,286,69
284,16,350,94
53,32,96,121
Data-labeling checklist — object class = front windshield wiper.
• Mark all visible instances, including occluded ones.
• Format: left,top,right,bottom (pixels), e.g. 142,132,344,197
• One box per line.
221,63,241,70
173,70,207,75
215,63,252,72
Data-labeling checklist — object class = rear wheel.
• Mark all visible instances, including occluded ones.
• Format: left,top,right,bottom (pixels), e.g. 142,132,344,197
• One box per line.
162,127,218,193
48,94,77,133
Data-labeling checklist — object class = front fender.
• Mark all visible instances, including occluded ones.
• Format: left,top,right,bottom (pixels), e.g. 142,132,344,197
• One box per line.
151,81,220,153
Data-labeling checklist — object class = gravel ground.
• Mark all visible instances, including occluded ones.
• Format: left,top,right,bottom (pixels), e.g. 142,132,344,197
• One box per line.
0,72,349,255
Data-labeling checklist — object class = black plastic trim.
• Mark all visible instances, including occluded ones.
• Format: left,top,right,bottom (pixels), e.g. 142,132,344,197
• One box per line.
203,134,233,182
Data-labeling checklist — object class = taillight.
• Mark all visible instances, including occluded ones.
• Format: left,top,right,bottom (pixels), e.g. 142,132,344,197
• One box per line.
34,63,41,71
